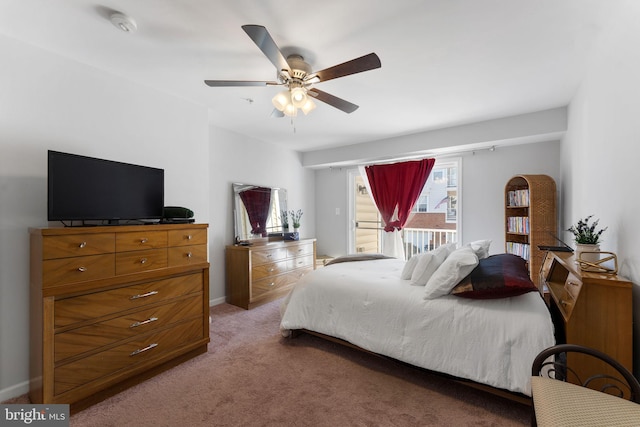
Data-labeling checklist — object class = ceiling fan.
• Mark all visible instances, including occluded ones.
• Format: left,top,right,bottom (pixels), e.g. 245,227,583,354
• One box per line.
204,25,381,117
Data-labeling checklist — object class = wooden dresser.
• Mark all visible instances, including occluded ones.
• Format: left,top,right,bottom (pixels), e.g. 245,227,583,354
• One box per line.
539,251,633,377
225,239,316,309
29,224,210,412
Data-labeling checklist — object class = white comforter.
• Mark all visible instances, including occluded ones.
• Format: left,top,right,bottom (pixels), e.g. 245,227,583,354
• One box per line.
280,258,555,396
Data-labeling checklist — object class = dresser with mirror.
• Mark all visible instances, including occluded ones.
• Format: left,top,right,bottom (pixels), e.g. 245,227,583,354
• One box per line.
227,183,316,309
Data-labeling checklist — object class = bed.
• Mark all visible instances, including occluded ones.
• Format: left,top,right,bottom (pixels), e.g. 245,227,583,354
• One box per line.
280,243,555,398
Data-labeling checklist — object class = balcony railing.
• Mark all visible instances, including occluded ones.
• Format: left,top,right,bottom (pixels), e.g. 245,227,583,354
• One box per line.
403,228,458,260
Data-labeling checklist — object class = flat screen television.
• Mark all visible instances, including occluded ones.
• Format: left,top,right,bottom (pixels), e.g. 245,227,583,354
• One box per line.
48,150,164,225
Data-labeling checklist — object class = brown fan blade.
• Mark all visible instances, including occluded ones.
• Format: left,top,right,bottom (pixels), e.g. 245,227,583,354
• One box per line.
312,53,381,83
242,25,291,73
308,89,359,113
204,80,279,87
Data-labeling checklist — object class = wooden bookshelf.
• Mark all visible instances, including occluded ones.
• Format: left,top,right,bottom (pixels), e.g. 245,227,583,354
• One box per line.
504,175,557,286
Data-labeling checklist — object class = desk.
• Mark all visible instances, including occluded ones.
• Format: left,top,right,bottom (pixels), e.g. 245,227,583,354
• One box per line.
531,376,640,426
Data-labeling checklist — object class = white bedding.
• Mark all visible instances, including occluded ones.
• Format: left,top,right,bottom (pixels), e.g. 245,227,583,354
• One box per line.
280,258,555,396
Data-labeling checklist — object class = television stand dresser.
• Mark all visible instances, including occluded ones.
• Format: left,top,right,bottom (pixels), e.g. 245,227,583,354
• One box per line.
29,223,210,412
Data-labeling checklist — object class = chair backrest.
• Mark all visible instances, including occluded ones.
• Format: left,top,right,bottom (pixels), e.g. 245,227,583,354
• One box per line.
532,344,640,403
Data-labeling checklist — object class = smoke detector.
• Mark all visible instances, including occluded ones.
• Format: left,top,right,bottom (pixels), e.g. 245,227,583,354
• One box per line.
110,12,137,33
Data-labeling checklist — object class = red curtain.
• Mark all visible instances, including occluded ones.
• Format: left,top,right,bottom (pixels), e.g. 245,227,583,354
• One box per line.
365,159,435,232
239,187,272,236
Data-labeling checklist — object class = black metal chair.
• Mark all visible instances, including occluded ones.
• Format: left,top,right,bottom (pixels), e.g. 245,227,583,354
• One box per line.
530,344,640,426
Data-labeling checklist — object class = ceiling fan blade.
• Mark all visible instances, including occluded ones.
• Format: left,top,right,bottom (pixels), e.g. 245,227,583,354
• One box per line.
204,80,279,87
308,89,359,113
242,25,291,73
270,108,285,118
311,53,381,83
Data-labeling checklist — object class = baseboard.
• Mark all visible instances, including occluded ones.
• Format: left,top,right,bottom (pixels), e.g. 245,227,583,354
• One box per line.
0,380,29,403
209,296,226,306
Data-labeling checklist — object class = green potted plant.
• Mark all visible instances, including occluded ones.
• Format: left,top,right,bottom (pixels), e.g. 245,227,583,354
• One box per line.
567,215,607,262
290,209,303,231
281,210,289,232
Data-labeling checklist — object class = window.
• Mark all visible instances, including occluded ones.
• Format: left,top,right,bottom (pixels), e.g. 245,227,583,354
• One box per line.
349,158,461,259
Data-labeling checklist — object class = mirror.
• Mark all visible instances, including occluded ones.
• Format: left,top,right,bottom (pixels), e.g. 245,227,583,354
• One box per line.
233,183,287,241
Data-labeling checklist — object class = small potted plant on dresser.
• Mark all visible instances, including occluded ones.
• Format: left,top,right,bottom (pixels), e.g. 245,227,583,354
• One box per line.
290,209,303,232
567,215,607,263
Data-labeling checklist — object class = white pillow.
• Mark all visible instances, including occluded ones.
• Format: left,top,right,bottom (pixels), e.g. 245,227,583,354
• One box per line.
423,246,479,299
409,243,456,286
401,254,421,280
465,239,492,259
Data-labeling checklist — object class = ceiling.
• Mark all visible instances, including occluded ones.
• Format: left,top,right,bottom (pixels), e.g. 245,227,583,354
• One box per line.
0,0,618,152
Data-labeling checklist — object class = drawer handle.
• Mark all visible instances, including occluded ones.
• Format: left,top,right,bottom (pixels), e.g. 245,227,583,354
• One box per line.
266,254,272,258
140,258,148,264
268,282,275,287
187,252,193,258
79,241,87,248
130,343,158,356
130,317,159,328
187,235,193,240
269,268,275,272
140,238,148,244
130,290,158,300
77,266,87,272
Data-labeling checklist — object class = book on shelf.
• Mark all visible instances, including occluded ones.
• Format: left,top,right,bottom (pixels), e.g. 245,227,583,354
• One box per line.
507,189,530,207
506,242,530,260
507,216,529,234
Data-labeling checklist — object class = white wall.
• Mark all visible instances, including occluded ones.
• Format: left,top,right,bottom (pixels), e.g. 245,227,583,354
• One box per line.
560,0,640,375
314,140,560,257
0,35,210,400
207,126,316,302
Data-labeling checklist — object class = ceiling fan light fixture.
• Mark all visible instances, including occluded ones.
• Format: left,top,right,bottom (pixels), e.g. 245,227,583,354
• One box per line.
271,90,290,112
300,98,316,115
283,103,298,117
290,87,307,108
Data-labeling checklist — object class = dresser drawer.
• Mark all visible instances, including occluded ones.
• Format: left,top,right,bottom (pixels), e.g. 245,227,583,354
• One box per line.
251,248,287,265
54,272,203,327
251,273,296,301
252,260,287,281
43,233,115,260
168,228,207,247
43,254,115,287
288,255,314,270
287,243,314,258
54,294,203,363
116,248,168,275
291,266,312,281
54,318,203,396
168,244,207,267
116,231,168,252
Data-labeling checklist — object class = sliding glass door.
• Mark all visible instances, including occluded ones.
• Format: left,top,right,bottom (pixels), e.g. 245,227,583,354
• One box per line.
348,158,460,259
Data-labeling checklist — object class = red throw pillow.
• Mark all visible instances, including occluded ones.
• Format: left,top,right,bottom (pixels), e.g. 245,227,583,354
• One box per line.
451,253,537,299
